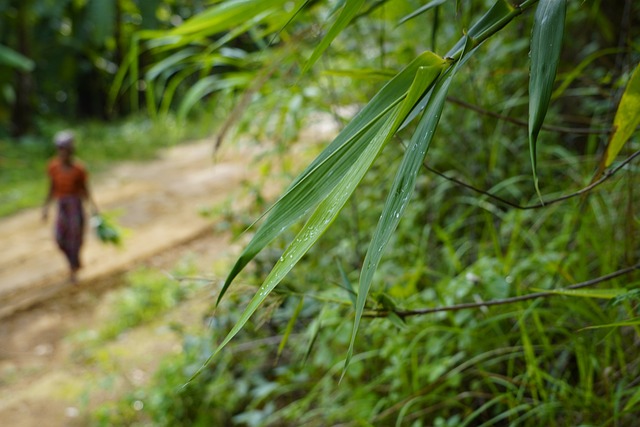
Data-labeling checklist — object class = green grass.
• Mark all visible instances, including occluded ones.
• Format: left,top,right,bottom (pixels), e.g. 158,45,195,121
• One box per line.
0,113,212,218
88,137,640,426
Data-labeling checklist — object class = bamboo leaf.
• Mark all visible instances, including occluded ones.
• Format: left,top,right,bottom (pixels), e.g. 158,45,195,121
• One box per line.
302,0,365,74
145,49,199,81
602,62,640,167
445,0,515,58
219,51,447,304
403,0,515,129
345,38,473,375
191,57,446,380
170,0,290,38
192,106,398,380
397,0,448,27
177,72,253,119
528,0,566,194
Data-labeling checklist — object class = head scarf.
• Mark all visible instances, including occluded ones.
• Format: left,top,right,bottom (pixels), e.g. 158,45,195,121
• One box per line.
54,131,75,149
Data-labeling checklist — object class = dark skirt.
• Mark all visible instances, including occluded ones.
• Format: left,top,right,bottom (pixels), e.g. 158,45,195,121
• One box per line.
55,196,85,270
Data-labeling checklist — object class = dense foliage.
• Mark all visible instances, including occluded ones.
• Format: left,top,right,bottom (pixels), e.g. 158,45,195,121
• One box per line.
100,0,640,425
2,0,639,425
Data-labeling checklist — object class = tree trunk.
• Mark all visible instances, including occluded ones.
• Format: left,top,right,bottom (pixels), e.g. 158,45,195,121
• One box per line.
10,0,33,137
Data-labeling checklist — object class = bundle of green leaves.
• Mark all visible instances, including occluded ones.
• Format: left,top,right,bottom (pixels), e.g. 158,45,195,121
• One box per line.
91,213,123,246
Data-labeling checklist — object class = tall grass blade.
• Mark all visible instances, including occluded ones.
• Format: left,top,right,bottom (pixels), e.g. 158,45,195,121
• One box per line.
276,296,305,363
219,51,447,304
528,0,566,195
602,62,640,167
581,317,640,331
302,0,365,74
540,288,627,300
336,260,357,306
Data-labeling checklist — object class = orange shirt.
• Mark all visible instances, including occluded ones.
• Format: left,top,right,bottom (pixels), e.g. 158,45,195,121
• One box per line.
47,158,88,199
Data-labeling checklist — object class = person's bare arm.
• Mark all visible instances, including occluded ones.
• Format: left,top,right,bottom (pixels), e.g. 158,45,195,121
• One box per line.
42,180,54,222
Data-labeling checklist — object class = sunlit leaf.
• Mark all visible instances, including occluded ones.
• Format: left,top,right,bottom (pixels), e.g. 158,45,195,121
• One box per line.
0,44,34,72
302,0,365,74
170,0,290,38
528,0,566,194
602,62,640,167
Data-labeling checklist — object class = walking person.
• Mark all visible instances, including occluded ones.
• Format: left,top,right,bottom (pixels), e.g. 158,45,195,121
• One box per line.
42,130,98,283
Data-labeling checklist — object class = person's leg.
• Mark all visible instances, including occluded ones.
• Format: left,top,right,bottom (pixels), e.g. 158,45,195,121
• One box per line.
55,197,84,283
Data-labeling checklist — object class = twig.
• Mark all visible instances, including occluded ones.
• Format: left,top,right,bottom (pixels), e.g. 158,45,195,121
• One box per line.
447,96,610,135
365,263,640,318
424,149,640,210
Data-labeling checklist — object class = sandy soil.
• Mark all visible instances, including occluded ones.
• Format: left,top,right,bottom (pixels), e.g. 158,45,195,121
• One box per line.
0,115,339,426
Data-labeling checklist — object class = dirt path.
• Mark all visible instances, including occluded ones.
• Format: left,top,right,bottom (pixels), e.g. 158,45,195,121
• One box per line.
0,117,338,426
0,139,264,426
0,140,254,318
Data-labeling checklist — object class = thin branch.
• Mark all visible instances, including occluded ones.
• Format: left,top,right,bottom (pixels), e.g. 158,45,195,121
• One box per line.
424,149,640,210
365,263,640,318
447,96,611,135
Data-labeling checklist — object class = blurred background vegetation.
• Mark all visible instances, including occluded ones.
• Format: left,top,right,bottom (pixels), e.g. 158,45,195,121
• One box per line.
1,0,640,425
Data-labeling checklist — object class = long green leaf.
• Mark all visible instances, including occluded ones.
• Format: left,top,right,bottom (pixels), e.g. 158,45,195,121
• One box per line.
603,62,640,167
397,0,448,27
170,0,290,38
191,108,397,381
219,51,447,304
177,73,253,119
302,0,365,74
346,38,475,375
145,49,199,81
528,0,566,194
